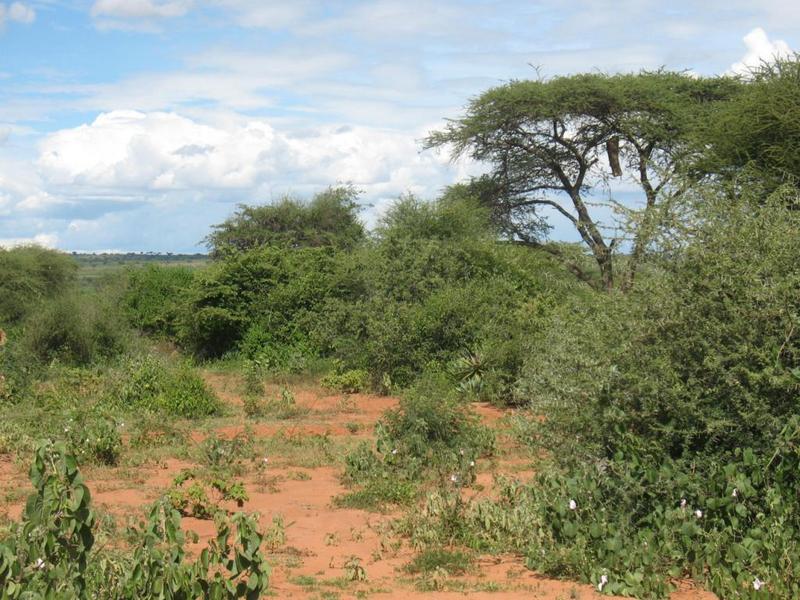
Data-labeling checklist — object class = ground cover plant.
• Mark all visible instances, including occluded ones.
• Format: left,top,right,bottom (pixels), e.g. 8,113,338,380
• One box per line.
0,441,269,599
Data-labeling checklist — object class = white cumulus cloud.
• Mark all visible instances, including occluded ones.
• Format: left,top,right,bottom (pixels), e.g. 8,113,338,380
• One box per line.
38,110,479,199
729,27,793,75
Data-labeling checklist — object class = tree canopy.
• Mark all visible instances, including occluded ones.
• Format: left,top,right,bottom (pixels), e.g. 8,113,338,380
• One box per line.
205,185,365,258
426,71,741,289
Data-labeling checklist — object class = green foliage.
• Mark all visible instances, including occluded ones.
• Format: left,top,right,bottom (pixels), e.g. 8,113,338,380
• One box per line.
407,418,800,598
110,354,220,418
177,245,337,358
321,368,369,394
206,185,364,258
0,442,270,599
167,470,249,519
0,440,95,598
18,290,130,367
107,502,269,599
0,246,77,326
699,55,800,190
313,195,558,393
338,374,493,510
123,264,195,336
61,408,123,467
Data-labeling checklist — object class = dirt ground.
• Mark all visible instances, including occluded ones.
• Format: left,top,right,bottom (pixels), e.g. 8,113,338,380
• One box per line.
0,371,718,599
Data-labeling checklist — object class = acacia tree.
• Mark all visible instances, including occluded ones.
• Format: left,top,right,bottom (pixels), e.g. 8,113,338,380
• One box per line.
696,55,800,192
426,72,740,290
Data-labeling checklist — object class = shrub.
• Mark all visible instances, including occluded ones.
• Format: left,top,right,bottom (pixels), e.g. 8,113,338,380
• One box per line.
205,185,364,257
177,246,337,358
0,441,270,598
123,264,195,336
321,368,369,394
62,408,123,466
19,291,130,367
0,246,77,326
338,373,494,510
110,355,220,418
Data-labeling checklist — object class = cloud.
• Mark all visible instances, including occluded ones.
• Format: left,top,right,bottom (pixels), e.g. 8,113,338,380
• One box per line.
729,27,793,75
0,233,58,249
91,0,192,30
37,110,479,197
209,0,311,29
91,0,191,19
0,2,35,27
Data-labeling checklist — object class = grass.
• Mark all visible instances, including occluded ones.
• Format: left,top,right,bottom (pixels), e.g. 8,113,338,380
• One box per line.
405,548,473,575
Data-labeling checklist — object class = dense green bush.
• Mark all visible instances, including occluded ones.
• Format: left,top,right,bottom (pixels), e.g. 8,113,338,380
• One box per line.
0,246,77,326
320,367,369,394
177,246,337,358
206,185,364,257
311,196,570,394
109,354,220,418
18,291,130,367
123,264,195,336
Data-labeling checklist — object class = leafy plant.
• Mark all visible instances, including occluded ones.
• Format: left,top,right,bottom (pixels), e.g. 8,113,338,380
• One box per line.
321,368,369,394
0,441,270,598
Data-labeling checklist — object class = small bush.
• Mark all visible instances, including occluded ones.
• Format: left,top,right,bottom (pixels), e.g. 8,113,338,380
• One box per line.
263,387,308,420
110,355,220,418
62,408,123,466
321,368,369,394
0,441,270,598
339,373,494,510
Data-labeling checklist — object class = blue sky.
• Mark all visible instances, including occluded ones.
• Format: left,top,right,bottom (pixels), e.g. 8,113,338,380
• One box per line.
0,0,797,252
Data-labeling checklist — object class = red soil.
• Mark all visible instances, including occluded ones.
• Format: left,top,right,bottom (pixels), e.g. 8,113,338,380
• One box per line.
0,373,718,599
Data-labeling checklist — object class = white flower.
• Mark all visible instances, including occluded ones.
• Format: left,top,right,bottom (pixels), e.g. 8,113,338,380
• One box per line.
469,460,475,467
680,498,687,509
753,577,764,591
391,448,397,456
450,474,458,483
598,574,608,591
262,457,269,464
63,427,69,433
568,499,577,511
694,509,703,519
34,558,45,570
732,488,738,498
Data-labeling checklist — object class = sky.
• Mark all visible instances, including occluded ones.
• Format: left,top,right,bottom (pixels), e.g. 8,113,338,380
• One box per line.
0,1,797,253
